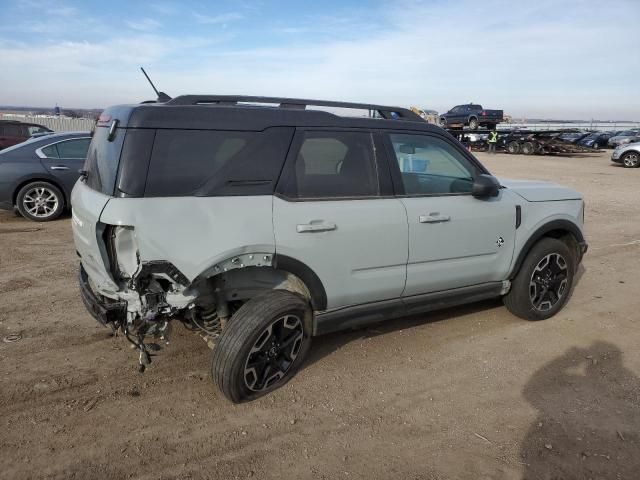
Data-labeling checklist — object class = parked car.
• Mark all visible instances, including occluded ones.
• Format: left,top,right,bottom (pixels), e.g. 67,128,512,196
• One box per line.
611,142,640,168
0,131,91,221
0,120,53,150
558,132,590,144
73,95,587,403
439,104,504,130
607,130,640,148
577,132,615,149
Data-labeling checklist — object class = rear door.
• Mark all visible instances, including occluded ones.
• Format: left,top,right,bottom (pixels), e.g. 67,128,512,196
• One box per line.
38,137,91,193
273,129,408,310
384,131,516,296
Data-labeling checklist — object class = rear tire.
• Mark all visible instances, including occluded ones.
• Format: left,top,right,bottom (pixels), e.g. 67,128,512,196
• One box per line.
468,118,479,130
16,181,64,222
212,290,312,403
507,141,521,154
521,141,535,155
504,238,575,321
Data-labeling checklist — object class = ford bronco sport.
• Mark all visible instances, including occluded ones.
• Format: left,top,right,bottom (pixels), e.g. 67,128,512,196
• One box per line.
72,95,587,403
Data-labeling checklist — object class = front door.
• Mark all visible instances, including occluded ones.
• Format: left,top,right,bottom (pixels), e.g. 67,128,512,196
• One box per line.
273,129,408,310
385,132,516,297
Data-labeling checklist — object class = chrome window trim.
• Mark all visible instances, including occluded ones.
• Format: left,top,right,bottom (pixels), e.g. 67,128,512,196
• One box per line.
35,136,91,159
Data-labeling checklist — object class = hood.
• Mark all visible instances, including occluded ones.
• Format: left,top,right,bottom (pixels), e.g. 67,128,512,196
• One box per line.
499,178,582,202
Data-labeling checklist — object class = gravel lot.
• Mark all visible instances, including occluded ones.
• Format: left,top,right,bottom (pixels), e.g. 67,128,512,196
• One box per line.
1,150,639,480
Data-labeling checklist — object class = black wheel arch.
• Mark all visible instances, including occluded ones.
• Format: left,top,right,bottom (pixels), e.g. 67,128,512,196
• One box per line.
272,254,327,311
510,220,585,279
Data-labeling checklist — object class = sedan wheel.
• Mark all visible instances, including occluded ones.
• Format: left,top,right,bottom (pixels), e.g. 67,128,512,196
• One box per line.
16,181,65,222
622,152,639,168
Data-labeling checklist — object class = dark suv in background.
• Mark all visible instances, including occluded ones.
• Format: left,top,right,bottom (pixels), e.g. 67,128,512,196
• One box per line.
0,120,52,149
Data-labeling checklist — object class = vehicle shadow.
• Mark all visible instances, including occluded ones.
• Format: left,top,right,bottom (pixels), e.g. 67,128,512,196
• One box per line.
519,341,640,479
305,263,587,372
303,298,504,371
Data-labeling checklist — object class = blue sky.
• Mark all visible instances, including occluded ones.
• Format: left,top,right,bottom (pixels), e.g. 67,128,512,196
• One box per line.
0,0,639,119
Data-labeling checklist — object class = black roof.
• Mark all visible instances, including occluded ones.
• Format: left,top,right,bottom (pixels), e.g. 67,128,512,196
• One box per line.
104,95,442,133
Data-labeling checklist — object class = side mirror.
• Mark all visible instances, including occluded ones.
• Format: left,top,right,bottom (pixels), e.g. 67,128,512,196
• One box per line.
472,174,500,198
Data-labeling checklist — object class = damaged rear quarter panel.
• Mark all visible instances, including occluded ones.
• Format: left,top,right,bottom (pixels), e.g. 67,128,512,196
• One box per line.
99,195,276,283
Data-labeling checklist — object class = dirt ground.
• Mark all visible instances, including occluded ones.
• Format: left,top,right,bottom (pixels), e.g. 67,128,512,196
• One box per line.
1,150,639,480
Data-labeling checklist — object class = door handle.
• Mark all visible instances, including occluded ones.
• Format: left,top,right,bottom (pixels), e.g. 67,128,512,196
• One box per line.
50,166,70,171
296,222,337,233
419,214,451,223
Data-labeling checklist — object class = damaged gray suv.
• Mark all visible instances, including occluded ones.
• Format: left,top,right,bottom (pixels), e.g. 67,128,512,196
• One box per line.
72,95,587,402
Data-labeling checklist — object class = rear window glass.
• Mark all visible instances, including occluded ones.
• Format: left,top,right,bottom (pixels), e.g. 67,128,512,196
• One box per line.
280,131,379,199
83,126,125,195
144,127,293,197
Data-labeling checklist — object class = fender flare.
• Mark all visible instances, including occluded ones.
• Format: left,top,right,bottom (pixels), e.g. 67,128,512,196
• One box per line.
509,219,585,278
273,254,327,311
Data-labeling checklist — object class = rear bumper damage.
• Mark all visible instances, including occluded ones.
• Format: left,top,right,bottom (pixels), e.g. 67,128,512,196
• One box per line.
79,265,127,327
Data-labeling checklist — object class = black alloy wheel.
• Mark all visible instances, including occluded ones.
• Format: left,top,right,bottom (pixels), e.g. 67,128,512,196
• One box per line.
529,253,569,312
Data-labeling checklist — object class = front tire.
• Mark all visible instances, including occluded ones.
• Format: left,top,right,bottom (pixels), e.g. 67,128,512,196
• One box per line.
212,290,312,403
621,151,640,168
468,118,479,130
16,181,64,222
504,237,576,321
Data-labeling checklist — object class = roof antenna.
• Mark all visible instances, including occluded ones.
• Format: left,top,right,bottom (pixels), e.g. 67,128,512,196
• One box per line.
140,67,172,103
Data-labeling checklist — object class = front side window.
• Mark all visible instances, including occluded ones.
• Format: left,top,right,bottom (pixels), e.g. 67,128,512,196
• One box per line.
389,133,478,195
282,131,379,199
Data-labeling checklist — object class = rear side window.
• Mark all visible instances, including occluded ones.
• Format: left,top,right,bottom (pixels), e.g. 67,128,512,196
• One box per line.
84,126,125,195
144,127,293,197
27,126,50,135
279,131,379,199
41,144,59,158
56,138,90,158
4,125,22,137
43,138,90,159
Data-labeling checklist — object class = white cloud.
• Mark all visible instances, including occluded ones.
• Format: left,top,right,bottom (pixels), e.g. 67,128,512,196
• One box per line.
126,18,162,31
193,12,243,25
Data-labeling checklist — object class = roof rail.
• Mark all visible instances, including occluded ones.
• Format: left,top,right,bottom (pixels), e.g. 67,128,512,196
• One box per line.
165,95,425,122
